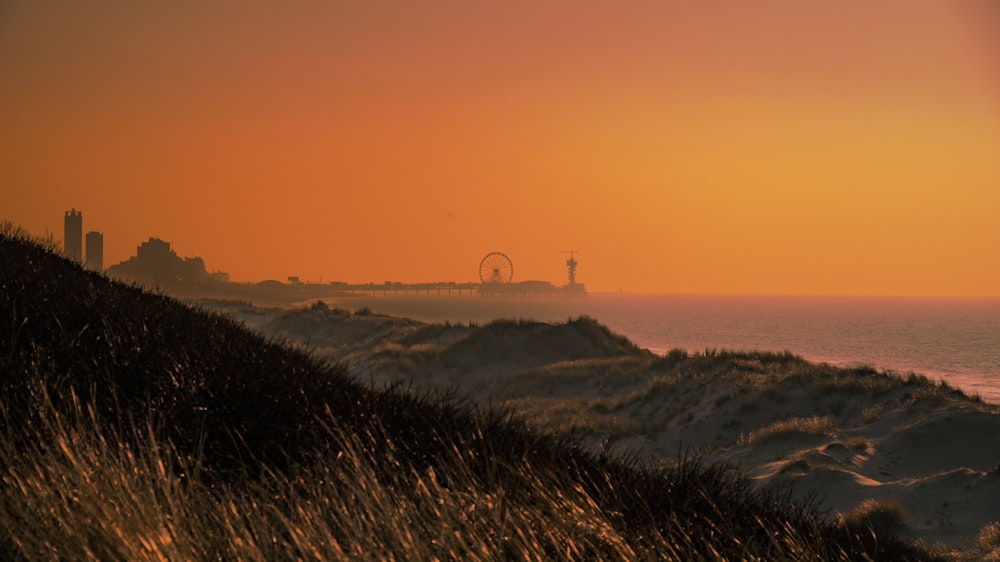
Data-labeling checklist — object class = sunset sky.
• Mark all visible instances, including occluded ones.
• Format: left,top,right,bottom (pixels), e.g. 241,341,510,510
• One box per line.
3,1,999,296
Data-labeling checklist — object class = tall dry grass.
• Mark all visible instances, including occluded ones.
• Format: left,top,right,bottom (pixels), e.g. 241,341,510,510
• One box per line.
0,224,942,561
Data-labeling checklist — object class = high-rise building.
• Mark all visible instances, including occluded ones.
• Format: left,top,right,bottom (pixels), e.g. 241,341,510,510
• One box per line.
64,209,83,263
85,231,104,271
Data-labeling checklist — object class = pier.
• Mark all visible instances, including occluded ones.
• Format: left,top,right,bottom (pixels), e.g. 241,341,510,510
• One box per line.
332,280,584,297
335,282,482,297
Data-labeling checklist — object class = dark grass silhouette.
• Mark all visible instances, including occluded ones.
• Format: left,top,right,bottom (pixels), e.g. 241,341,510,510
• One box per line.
0,223,942,560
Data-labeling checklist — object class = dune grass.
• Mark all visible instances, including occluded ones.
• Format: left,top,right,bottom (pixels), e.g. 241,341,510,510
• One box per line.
0,223,942,561
839,498,908,542
737,416,840,447
978,522,1000,560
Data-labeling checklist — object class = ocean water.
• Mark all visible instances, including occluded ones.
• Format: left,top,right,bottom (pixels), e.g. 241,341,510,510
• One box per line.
323,293,1000,403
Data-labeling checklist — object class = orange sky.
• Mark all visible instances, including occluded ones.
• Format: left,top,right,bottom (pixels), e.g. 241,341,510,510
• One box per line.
3,1,999,296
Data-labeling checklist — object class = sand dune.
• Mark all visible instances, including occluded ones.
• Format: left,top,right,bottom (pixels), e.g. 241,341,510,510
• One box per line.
204,299,1000,551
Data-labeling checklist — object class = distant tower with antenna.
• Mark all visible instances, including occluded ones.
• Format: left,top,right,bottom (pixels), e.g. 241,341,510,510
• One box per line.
558,250,586,295
565,250,578,284
64,209,83,263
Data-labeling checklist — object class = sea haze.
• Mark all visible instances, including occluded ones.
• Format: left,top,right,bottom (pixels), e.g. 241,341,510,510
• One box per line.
321,294,1000,403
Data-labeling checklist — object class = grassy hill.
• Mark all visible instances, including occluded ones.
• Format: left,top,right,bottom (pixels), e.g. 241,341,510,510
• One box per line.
0,223,940,560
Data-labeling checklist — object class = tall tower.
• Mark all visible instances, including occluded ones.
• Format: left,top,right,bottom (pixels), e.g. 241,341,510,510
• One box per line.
64,209,83,263
565,250,578,284
85,231,104,271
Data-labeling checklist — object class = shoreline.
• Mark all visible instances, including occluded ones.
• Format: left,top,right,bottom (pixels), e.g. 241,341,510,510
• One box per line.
204,299,1000,550
200,290,1000,404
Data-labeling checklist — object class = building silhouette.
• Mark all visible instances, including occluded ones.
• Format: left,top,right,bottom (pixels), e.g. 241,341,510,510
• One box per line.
108,237,216,288
64,209,82,263
85,231,104,271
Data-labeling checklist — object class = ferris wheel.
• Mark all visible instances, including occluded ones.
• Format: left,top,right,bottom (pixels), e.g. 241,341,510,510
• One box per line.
479,252,514,284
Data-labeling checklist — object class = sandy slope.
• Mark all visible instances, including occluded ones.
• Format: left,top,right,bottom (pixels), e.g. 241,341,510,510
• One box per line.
204,300,1000,550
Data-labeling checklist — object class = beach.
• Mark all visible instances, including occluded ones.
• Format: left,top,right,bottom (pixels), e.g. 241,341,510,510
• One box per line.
298,293,1000,404
212,299,1000,551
